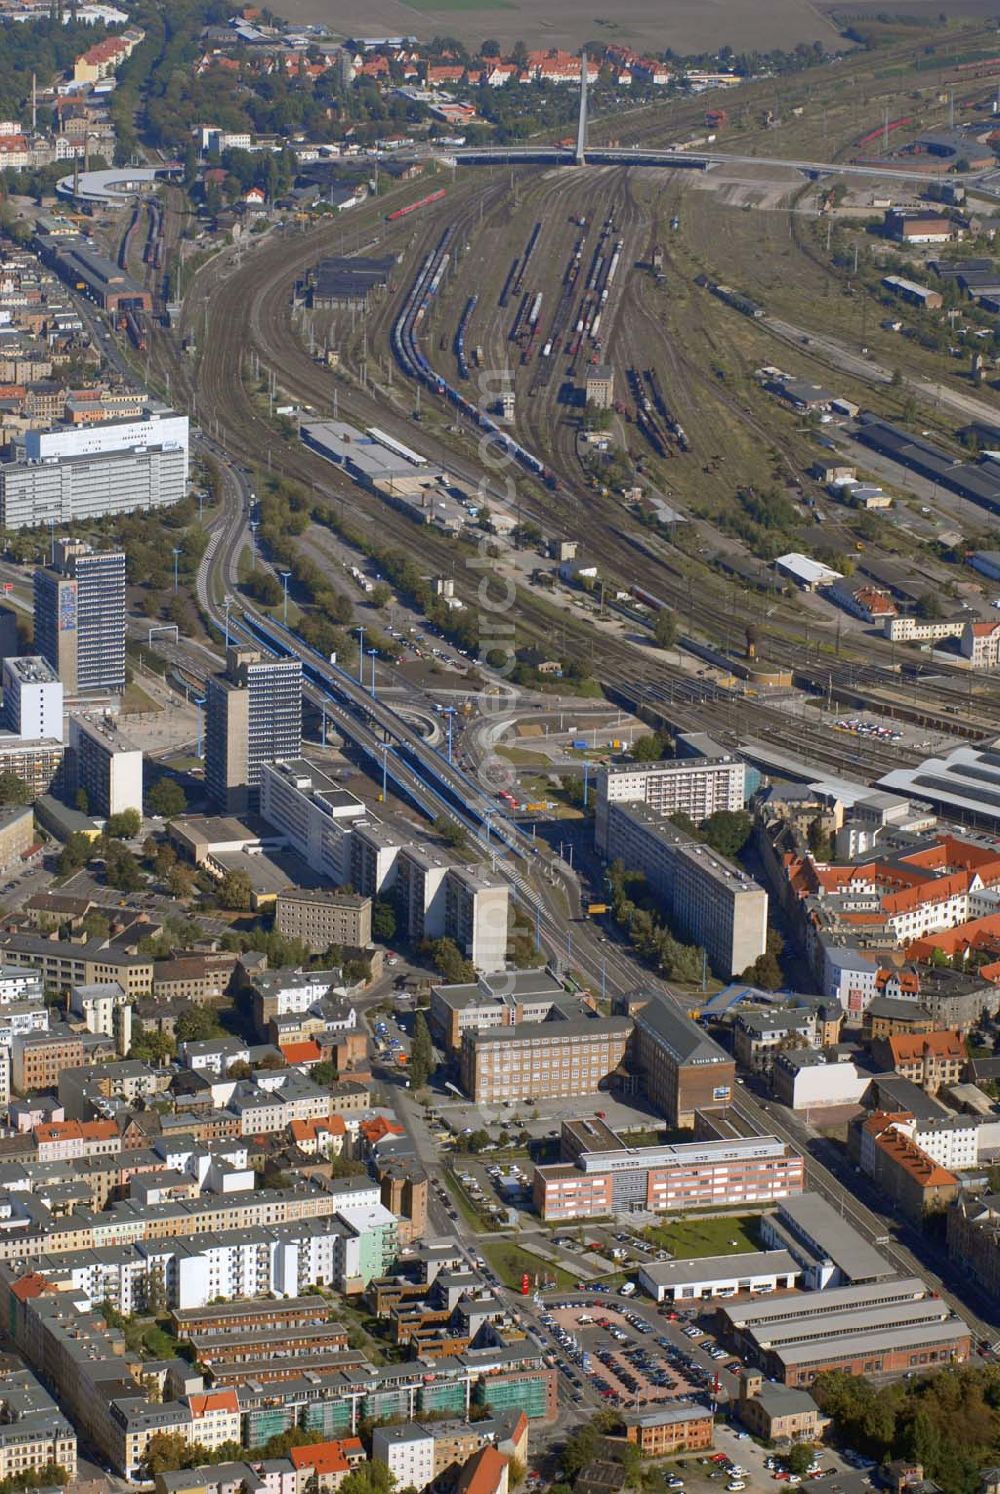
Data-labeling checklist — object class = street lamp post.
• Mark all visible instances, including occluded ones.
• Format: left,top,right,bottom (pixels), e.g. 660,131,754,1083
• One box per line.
279,570,292,626
380,742,389,799
249,520,259,569
355,626,366,683
368,648,378,698
172,547,182,593
223,594,233,650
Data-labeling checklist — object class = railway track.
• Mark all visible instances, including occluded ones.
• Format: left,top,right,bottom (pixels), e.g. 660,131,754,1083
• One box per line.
189,285,894,779
161,178,1000,780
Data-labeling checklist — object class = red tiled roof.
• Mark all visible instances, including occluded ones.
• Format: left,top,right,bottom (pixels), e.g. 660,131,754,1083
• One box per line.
456,1446,509,1494
189,1389,239,1417
10,1272,55,1302
290,1439,364,1475
887,1029,963,1063
874,1126,958,1187
361,1115,404,1143
280,1040,322,1065
34,1119,117,1145
289,1114,347,1142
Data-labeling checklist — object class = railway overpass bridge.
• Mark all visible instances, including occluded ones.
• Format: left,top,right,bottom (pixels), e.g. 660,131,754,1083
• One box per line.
441,48,990,190
446,141,989,189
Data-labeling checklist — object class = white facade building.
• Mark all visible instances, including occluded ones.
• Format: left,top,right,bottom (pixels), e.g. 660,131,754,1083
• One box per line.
69,715,143,817
2,657,63,741
0,444,189,529
638,1249,801,1303
772,1051,868,1110
595,735,745,853
24,411,188,469
0,967,45,1005
259,758,367,882
372,1426,436,1493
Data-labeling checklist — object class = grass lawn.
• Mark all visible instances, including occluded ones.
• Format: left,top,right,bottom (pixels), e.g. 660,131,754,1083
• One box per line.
617,1127,694,1149
121,678,163,716
162,754,203,774
496,747,552,766
443,1170,487,1234
642,1213,762,1259
481,1240,577,1291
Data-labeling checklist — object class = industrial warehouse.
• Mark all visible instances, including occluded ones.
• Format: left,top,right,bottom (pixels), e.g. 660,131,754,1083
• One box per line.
717,1277,971,1386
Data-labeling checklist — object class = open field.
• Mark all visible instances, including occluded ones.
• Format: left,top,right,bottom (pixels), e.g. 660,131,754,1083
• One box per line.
826,0,1000,19
277,0,841,54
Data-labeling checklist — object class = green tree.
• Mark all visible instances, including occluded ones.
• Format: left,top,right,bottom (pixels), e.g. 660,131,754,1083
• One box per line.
561,1423,601,1478
630,732,669,762
147,778,188,818
103,839,145,892
217,869,254,911
409,1009,434,1089
0,772,31,806
423,937,475,983
372,899,397,941
57,831,94,876
105,808,142,839
668,810,699,837
129,1024,175,1064
807,817,833,860
167,863,196,899
742,948,783,989
653,608,677,649
338,1463,397,1494
141,1433,211,1477
785,1444,814,1478
433,814,468,850
700,808,752,858
174,1007,224,1043
74,786,90,814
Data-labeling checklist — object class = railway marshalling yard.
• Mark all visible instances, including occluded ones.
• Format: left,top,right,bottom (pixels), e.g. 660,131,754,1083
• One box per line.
163,19,1000,790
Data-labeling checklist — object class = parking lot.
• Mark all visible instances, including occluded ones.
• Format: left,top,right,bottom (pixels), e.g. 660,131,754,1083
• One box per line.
534,1292,734,1412
546,1303,716,1407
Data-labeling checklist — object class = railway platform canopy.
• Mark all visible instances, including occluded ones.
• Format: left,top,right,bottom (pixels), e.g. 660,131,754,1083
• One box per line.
56,164,181,205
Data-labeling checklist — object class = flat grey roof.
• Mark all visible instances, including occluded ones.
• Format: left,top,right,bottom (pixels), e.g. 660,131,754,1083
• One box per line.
467,1015,632,1045
639,1249,798,1288
624,1403,710,1427
55,166,172,204
774,1193,894,1282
